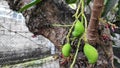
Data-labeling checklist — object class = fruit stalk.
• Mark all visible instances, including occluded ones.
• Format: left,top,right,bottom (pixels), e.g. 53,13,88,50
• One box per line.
70,37,82,68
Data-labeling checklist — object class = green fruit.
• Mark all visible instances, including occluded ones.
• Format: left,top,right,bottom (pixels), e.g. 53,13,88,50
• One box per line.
72,20,85,37
72,31,81,37
62,43,71,57
83,43,98,64
65,0,77,4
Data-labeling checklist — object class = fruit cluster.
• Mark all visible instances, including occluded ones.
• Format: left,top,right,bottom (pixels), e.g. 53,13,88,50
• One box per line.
61,20,98,64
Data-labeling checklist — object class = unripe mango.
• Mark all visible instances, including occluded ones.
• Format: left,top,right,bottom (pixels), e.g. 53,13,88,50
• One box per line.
62,43,71,57
72,20,85,37
83,43,98,64
72,31,80,37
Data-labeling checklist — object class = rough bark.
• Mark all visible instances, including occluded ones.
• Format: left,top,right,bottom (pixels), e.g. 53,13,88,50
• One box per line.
6,0,75,49
87,0,104,45
6,0,115,68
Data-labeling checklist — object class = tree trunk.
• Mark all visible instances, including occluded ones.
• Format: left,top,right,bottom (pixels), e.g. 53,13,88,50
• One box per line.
87,0,104,45
6,0,115,68
87,0,114,68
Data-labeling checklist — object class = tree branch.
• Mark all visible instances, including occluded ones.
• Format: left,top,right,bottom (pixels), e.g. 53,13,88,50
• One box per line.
6,0,75,49
87,0,104,45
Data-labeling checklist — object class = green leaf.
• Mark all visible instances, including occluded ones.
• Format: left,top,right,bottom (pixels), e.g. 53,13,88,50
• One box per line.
104,0,108,5
86,0,91,5
65,0,77,4
19,0,41,12
116,0,120,19
102,0,118,17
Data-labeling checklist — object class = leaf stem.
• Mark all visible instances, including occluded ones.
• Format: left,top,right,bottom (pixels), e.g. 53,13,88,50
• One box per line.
52,24,72,27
